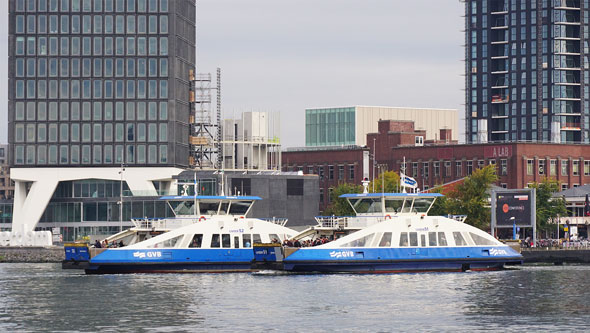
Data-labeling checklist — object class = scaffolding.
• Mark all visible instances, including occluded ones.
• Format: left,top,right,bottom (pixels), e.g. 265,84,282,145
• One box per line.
189,68,222,169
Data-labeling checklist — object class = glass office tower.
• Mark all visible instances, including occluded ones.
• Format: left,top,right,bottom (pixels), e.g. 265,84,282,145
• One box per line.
8,0,195,167
465,0,590,143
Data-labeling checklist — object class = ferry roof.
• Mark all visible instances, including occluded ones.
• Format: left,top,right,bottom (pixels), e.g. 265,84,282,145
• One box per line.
159,195,262,201
340,193,444,199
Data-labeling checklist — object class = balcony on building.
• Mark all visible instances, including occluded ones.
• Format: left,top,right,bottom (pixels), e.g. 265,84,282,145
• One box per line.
554,100,581,116
560,115,582,131
555,0,581,10
491,59,509,74
491,104,509,119
491,30,509,44
554,71,581,86
554,85,581,102
490,0,508,14
491,76,508,89
491,17,508,30
555,41,581,55
555,10,581,24
555,56,581,70
491,44,509,59
554,25,581,40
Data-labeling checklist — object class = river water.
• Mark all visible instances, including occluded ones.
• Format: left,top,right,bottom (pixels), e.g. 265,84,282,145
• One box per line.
0,263,588,332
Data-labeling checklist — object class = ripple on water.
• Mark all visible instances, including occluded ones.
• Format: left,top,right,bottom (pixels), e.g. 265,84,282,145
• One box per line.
0,264,590,332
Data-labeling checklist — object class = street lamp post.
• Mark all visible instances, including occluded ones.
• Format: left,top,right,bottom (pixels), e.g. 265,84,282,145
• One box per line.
119,163,126,232
372,138,376,193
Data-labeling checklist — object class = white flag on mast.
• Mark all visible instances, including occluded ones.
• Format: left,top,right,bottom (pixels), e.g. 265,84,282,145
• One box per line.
400,173,417,189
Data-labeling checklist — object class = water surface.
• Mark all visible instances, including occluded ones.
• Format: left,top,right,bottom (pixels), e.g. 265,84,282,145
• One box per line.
0,264,587,332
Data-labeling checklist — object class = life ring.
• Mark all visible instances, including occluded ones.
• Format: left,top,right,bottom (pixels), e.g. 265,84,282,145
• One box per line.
385,214,391,220
199,216,206,222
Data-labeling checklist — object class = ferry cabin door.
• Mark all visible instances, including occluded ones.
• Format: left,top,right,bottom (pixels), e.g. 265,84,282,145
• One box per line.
419,233,428,256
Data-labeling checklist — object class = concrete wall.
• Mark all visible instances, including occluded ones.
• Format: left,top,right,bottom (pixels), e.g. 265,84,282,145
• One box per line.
225,174,319,227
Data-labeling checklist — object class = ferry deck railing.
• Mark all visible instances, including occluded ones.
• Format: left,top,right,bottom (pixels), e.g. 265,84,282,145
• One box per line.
131,217,197,230
314,216,385,229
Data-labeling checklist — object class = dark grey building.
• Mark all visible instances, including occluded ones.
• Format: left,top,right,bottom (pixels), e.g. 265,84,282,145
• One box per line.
8,0,195,167
465,0,588,144
175,171,321,227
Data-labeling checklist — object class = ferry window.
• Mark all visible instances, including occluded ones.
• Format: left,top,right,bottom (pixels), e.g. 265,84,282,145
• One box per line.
199,202,220,215
470,232,497,245
170,200,195,216
453,232,467,246
428,232,437,246
234,236,240,248
222,234,231,248
379,232,392,247
409,232,418,246
189,234,202,248
438,232,448,246
341,233,375,247
253,234,262,244
412,198,434,213
243,234,252,248
269,234,280,243
384,199,403,213
219,202,229,215
149,235,182,248
210,234,220,248
399,233,408,246
229,201,251,215
351,198,382,214
420,234,426,247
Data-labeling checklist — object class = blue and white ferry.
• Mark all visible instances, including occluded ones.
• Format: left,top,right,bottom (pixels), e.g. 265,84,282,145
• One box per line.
64,195,296,274
252,192,523,273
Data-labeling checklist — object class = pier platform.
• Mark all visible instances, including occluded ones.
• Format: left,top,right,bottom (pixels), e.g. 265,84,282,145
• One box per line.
522,248,590,265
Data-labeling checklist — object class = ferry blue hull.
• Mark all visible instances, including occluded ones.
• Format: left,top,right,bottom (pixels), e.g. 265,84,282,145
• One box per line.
264,246,523,274
85,248,254,274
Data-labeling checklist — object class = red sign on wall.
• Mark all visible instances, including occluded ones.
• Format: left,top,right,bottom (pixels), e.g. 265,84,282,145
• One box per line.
484,146,512,158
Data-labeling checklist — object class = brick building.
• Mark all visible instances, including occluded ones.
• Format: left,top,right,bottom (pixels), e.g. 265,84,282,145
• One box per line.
283,119,590,211
282,146,369,210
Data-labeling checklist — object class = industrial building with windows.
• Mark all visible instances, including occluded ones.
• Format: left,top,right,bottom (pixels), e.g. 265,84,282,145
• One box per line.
465,0,590,143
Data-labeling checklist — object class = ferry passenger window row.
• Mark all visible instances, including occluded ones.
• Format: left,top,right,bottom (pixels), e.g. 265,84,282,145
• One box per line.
210,234,232,248
399,232,447,247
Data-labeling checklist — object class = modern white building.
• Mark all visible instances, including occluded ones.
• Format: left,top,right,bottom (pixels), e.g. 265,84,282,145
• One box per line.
222,111,281,171
305,106,458,147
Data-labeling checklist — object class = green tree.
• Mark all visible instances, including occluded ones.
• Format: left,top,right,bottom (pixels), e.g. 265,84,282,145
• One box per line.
426,186,449,217
322,183,362,216
445,165,498,229
528,177,567,235
370,170,400,193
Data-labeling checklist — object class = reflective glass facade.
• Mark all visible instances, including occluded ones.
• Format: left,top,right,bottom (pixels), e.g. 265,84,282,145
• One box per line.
305,107,356,146
8,0,196,167
466,0,590,143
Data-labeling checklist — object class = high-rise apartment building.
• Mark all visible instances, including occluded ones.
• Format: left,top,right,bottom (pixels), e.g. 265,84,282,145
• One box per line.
9,0,195,167
465,0,589,144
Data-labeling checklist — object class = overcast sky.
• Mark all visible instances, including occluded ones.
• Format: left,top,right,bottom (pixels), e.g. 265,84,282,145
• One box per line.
0,0,466,147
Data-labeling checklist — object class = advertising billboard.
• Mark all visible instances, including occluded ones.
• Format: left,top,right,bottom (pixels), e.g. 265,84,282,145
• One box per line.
494,191,534,227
